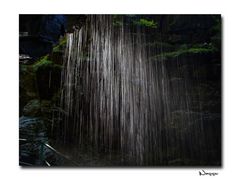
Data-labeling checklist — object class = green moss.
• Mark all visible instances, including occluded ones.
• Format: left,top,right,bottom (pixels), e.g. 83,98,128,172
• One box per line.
134,18,158,28
52,36,67,53
139,18,157,28
151,44,217,60
32,55,53,72
113,16,158,28
32,36,66,72
32,55,62,73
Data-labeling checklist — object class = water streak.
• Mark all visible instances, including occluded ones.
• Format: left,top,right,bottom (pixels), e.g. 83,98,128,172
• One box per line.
58,15,220,166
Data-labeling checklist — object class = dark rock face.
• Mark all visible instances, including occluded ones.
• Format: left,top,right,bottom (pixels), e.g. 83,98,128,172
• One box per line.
19,15,66,43
19,65,37,115
19,15,87,60
19,15,66,59
19,39,53,60
36,64,61,100
64,15,87,32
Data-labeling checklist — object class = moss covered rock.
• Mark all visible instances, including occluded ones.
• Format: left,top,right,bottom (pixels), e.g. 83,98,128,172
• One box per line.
23,99,41,117
33,55,62,100
151,43,217,61
19,64,37,115
22,99,53,118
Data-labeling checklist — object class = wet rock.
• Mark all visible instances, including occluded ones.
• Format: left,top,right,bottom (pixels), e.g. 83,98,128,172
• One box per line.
23,99,41,117
22,99,52,118
32,55,62,100
19,64,37,115
19,116,49,166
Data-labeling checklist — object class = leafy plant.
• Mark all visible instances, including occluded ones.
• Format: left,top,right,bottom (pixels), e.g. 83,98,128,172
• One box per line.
32,55,53,72
134,18,158,28
52,36,67,53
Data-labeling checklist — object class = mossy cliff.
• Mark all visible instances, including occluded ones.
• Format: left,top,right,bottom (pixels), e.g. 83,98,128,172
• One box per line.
19,37,66,120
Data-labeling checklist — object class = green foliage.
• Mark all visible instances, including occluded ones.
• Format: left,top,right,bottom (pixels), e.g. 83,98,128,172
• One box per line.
53,36,67,53
112,16,158,28
152,43,217,60
163,47,215,59
32,55,63,73
134,18,158,28
32,55,53,72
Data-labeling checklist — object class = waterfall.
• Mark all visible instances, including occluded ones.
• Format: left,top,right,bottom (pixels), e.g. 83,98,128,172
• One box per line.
58,15,220,166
